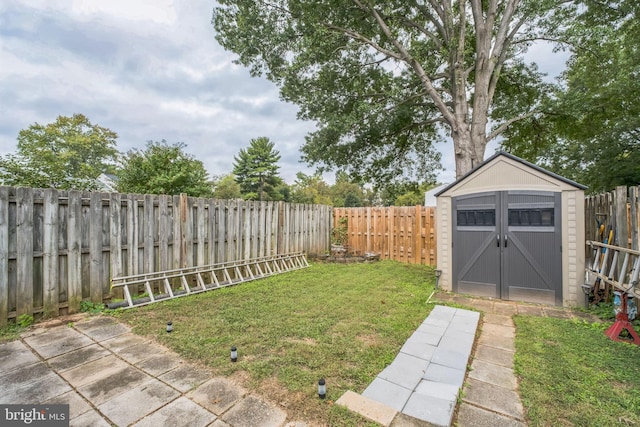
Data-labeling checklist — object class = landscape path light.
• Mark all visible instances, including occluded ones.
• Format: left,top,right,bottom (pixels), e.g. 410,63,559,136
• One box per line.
318,378,326,399
231,346,238,362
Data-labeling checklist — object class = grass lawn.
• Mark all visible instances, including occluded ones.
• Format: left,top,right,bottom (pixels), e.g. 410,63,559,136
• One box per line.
514,316,640,426
112,260,436,425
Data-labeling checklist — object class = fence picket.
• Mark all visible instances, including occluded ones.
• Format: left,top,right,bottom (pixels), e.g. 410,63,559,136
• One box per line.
0,187,9,325
16,187,34,318
43,189,59,318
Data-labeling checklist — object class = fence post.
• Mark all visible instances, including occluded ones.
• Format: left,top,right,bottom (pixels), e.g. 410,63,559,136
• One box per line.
43,189,59,318
179,193,188,268
89,192,103,303
615,186,628,247
0,187,9,325
16,187,34,319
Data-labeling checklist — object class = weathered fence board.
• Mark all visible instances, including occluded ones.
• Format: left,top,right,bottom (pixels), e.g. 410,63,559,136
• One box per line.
333,205,436,265
0,187,8,326
585,185,640,250
0,186,332,322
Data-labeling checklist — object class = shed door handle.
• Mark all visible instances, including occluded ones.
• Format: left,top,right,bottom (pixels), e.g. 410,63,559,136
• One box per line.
497,235,500,247
504,235,508,247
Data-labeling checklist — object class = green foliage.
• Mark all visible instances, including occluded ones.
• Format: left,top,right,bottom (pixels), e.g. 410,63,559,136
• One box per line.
502,0,640,193
212,173,242,199
80,300,105,314
232,137,284,201
330,217,348,246
17,314,34,328
290,172,333,205
213,0,562,183
0,114,118,190
117,140,213,197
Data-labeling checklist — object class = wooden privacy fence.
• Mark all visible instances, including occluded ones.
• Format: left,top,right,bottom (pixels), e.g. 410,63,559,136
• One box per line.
333,206,436,265
0,186,332,324
585,185,640,250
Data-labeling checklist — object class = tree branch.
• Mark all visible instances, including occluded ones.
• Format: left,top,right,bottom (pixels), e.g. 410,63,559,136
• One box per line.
487,111,538,141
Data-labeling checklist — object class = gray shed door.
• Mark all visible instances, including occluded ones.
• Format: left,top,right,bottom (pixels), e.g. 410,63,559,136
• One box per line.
452,191,562,305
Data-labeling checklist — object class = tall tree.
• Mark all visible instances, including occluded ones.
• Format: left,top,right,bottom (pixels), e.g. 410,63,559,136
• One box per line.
290,172,333,204
233,137,283,201
0,114,118,190
502,0,640,193
213,0,563,182
117,141,213,197
212,174,243,199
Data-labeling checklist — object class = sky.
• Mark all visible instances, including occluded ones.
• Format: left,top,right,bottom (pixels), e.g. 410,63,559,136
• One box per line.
0,0,566,186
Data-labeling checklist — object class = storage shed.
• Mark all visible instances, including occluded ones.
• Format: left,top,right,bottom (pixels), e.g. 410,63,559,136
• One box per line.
435,152,587,307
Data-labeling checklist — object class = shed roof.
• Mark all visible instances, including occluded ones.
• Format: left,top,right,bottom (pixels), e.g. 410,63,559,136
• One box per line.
435,151,587,197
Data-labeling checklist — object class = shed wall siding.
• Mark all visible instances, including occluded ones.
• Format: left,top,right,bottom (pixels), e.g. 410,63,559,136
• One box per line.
436,197,452,291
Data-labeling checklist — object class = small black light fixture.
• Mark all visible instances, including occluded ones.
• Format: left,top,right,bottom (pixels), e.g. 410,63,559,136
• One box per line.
434,269,442,289
230,346,238,362
166,321,173,333
318,378,326,399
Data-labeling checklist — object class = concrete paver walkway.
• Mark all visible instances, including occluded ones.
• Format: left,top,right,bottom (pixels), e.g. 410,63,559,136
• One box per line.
337,305,480,426
0,315,294,427
338,294,599,426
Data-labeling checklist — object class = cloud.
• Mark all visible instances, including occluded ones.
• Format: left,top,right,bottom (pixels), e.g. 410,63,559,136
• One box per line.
0,0,320,183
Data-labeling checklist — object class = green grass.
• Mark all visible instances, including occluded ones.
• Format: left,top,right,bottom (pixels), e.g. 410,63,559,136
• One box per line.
113,261,435,425
514,316,640,426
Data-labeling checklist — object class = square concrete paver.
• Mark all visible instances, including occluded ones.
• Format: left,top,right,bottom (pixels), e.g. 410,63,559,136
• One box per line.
483,314,514,327
478,332,515,352
439,333,475,355
457,403,526,427
516,305,543,316
60,354,130,388
481,323,515,339
423,363,466,388
430,347,469,371
362,377,413,412
221,395,287,427
492,302,517,316
187,378,247,415
136,352,181,376
413,380,458,402
132,396,217,427
158,364,211,393
468,359,517,389
43,390,93,419
400,340,436,361
117,342,167,365
336,391,397,427
0,341,39,374
47,344,110,372
0,365,72,404
402,392,455,427
474,344,514,368
407,330,443,346
97,380,179,426
23,326,93,359
378,353,428,390
462,378,524,421
76,323,131,342
102,333,149,352
70,410,111,427
78,366,151,405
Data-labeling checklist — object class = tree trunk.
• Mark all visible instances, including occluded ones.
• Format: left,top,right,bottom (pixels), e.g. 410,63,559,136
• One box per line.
452,123,487,180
